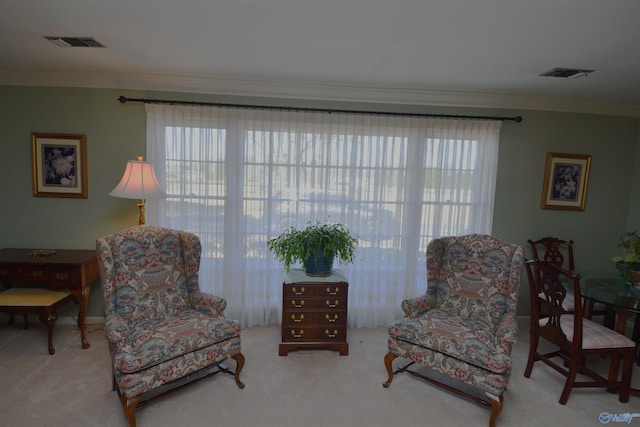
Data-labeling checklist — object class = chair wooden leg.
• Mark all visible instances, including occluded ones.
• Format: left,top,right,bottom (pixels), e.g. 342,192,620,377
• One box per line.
523,328,538,378
231,352,245,389
119,394,140,427
632,314,640,366
383,351,398,388
559,361,578,405
608,353,621,385
7,314,29,328
603,306,616,330
618,352,634,403
487,393,503,427
583,300,593,320
38,307,57,355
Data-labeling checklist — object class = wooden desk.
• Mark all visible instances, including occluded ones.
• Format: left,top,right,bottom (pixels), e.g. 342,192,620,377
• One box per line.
0,248,99,349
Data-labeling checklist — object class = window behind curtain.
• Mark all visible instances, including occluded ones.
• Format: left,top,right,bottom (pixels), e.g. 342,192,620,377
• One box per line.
146,105,502,328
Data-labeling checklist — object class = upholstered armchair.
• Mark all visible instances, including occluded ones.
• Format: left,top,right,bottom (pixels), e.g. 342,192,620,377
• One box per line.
383,234,524,427
96,226,245,427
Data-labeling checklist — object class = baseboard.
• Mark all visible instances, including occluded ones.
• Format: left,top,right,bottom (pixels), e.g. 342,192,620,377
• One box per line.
57,315,105,325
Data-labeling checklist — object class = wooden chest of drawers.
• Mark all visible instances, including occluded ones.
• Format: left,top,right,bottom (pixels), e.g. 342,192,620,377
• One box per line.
279,269,349,356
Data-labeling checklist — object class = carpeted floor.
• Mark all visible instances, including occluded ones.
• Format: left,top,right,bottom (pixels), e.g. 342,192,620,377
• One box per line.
0,314,638,427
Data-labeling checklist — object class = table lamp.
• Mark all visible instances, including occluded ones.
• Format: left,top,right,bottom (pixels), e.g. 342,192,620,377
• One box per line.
109,156,165,225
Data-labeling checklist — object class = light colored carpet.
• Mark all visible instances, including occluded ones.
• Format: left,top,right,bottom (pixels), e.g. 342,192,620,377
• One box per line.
0,314,638,427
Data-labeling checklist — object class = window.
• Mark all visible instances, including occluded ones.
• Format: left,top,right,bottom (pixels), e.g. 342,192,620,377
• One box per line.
147,105,501,328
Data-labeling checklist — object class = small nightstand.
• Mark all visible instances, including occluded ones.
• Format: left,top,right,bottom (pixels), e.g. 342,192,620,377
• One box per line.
279,268,349,356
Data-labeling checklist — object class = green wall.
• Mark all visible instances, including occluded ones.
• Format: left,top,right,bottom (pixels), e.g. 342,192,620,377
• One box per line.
1,85,639,319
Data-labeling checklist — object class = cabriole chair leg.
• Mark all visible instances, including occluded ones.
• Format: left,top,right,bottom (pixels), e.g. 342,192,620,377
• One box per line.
487,393,503,427
382,352,398,388
119,394,140,427
232,352,246,389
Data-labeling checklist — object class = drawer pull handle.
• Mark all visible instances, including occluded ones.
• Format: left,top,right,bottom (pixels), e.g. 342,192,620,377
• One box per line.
291,314,304,323
56,273,70,280
291,300,305,308
325,314,338,323
291,329,304,338
292,286,305,295
325,329,338,338
325,299,339,308
326,287,339,296
32,271,44,277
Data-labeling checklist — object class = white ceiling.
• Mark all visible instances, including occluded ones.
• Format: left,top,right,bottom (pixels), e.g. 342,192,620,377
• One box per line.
1,0,640,116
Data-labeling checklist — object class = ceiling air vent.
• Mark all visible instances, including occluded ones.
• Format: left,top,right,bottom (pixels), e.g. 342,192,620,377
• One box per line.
539,68,594,79
44,36,105,48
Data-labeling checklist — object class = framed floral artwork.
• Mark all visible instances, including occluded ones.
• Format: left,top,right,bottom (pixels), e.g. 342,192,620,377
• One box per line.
540,152,591,211
32,133,88,198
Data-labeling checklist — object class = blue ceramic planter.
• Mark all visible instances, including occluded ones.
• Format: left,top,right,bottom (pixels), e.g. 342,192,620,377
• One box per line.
303,252,335,276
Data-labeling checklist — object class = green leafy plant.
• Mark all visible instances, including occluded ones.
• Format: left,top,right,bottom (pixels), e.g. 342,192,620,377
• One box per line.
612,230,640,288
267,221,358,272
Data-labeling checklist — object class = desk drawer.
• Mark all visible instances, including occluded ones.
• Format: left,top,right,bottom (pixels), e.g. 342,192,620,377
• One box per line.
49,268,75,287
0,267,49,283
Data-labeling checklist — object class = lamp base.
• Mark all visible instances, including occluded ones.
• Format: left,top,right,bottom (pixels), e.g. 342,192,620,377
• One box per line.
137,200,146,225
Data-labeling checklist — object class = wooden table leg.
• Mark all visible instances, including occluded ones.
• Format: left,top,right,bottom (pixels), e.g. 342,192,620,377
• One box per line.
71,287,90,349
80,287,90,349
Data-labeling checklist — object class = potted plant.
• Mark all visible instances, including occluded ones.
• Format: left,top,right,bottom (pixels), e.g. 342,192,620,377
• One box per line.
612,230,640,288
267,221,358,276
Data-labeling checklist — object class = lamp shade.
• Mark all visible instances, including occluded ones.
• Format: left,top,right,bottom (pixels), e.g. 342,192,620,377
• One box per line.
109,157,165,200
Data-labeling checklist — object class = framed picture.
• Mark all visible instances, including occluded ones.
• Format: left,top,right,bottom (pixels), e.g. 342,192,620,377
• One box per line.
32,133,88,198
540,152,591,211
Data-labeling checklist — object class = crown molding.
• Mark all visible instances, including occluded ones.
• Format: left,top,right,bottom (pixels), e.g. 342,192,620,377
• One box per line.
1,69,639,118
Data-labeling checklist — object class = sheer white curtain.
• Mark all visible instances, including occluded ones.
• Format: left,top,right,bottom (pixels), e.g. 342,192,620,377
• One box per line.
146,104,501,328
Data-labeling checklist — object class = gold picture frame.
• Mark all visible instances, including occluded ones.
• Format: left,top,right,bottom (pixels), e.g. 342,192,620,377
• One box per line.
32,133,88,198
540,152,591,211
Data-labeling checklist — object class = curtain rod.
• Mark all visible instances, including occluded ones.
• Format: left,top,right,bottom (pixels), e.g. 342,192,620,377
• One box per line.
118,96,523,123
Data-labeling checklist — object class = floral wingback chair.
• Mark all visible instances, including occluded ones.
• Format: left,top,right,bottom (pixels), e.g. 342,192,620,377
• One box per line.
383,234,524,427
96,226,245,427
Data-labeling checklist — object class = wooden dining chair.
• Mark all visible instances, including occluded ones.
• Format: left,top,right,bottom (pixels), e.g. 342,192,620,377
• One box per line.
528,237,575,271
524,259,636,404
528,237,611,321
